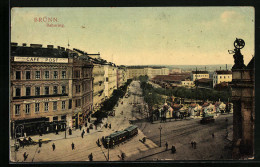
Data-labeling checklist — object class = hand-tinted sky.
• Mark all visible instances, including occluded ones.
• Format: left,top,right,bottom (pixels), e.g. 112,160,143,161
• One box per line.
11,7,254,65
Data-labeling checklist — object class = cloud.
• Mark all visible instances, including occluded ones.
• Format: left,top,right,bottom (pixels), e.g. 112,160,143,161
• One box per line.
220,11,242,23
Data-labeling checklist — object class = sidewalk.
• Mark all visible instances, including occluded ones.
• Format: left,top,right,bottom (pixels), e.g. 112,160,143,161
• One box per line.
10,117,108,147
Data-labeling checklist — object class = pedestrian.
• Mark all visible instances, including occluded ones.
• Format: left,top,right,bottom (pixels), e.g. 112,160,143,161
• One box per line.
69,128,72,135
121,153,125,161
83,129,85,134
212,133,215,138
171,145,176,154
191,141,194,148
79,125,82,131
109,124,111,129
71,142,75,150
15,144,19,152
193,141,197,149
88,153,93,161
142,137,146,143
97,139,100,146
38,140,42,147
87,128,89,133
81,131,84,138
85,122,88,127
56,129,59,135
23,152,28,161
165,142,168,151
52,143,55,151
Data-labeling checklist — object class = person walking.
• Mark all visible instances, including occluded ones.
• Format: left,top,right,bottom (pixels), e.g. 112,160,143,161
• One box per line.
165,142,168,151
193,141,197,149
81,131,84,138
69,128,72,135
52,143,55,151
212,133,215,138
88,153,93,161
121,153,125,161
79,125,82,131
97,139,100,147
71,142,75,150
191,141,194,148
171,145,176,154
38,140,42,148
23,152,28,161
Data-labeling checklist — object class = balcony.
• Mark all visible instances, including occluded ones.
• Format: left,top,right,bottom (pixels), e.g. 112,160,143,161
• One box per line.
13,93,68,100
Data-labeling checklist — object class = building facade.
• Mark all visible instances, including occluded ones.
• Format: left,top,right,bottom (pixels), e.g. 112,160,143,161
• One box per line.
126,66,169,79
117,66,127,88
10,43,93,138
213,70,232,88
191,71,209,81
104,63,117,98
231,57,255,159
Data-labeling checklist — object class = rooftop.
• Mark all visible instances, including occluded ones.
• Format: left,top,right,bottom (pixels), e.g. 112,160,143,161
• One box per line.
192,71,209,74
215,70,232,74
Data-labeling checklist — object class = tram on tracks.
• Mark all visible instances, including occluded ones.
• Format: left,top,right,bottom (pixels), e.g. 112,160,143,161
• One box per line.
102,125,138,149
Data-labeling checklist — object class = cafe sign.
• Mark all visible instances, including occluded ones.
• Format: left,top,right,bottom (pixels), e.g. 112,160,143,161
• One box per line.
14,56,68,63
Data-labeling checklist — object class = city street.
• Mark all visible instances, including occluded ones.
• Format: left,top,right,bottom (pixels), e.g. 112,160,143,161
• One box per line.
10,80,233,162
10,80,157,162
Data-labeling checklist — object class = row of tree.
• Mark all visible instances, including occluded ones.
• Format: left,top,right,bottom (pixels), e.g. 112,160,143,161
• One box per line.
92,79,133,120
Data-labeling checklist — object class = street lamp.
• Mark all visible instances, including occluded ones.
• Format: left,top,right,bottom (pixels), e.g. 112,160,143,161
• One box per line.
159,125,162,147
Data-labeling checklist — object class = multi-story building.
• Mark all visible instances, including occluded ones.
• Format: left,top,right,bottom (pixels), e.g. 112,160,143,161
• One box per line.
191,71,209,81
117,66,127,88
104,63,117,98
71,55,93,128
212,70,232,88
126,66,169,79
10,43,93,138
73,50,105,113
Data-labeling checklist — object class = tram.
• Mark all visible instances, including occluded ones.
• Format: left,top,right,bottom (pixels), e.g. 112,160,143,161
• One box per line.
102,125,138,149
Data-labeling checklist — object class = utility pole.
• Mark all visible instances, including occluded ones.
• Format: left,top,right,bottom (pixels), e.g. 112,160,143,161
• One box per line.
107,138,110,161
159,125,162,147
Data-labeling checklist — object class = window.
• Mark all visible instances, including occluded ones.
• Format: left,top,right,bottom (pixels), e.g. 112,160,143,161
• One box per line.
224,76,226,79
44,102,49,111
25,104,30,114
75,99,81,107
54,71,58,79
35,71,40,79
62,71,66,79
220,76,222,79
53,86,58,94
69,99,72,109
35,103,39,113
45,71,49,79
35,87,40,96
26,71,31,80
76,85,81,93
62,101,66,110
45,86,49,95
15,104,20,115
15,88,21,97
74,70,80,78
26,87,31,96
16,71,21,80
53,101,57,111
62,86,66,94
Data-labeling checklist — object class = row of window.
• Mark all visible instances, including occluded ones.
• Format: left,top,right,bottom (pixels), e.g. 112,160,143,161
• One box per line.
15,70,66,80
213,75,231,79
15,101,67,115
15,86,66,97
194,74,208,77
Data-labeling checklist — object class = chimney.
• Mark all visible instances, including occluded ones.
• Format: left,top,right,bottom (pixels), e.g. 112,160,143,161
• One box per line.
30,44,42,48
60,47,65,51
47,45,54,49
22,43,27,46
11,42,18,46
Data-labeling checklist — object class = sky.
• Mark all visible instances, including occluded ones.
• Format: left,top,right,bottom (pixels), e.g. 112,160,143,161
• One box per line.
11,7,254,66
